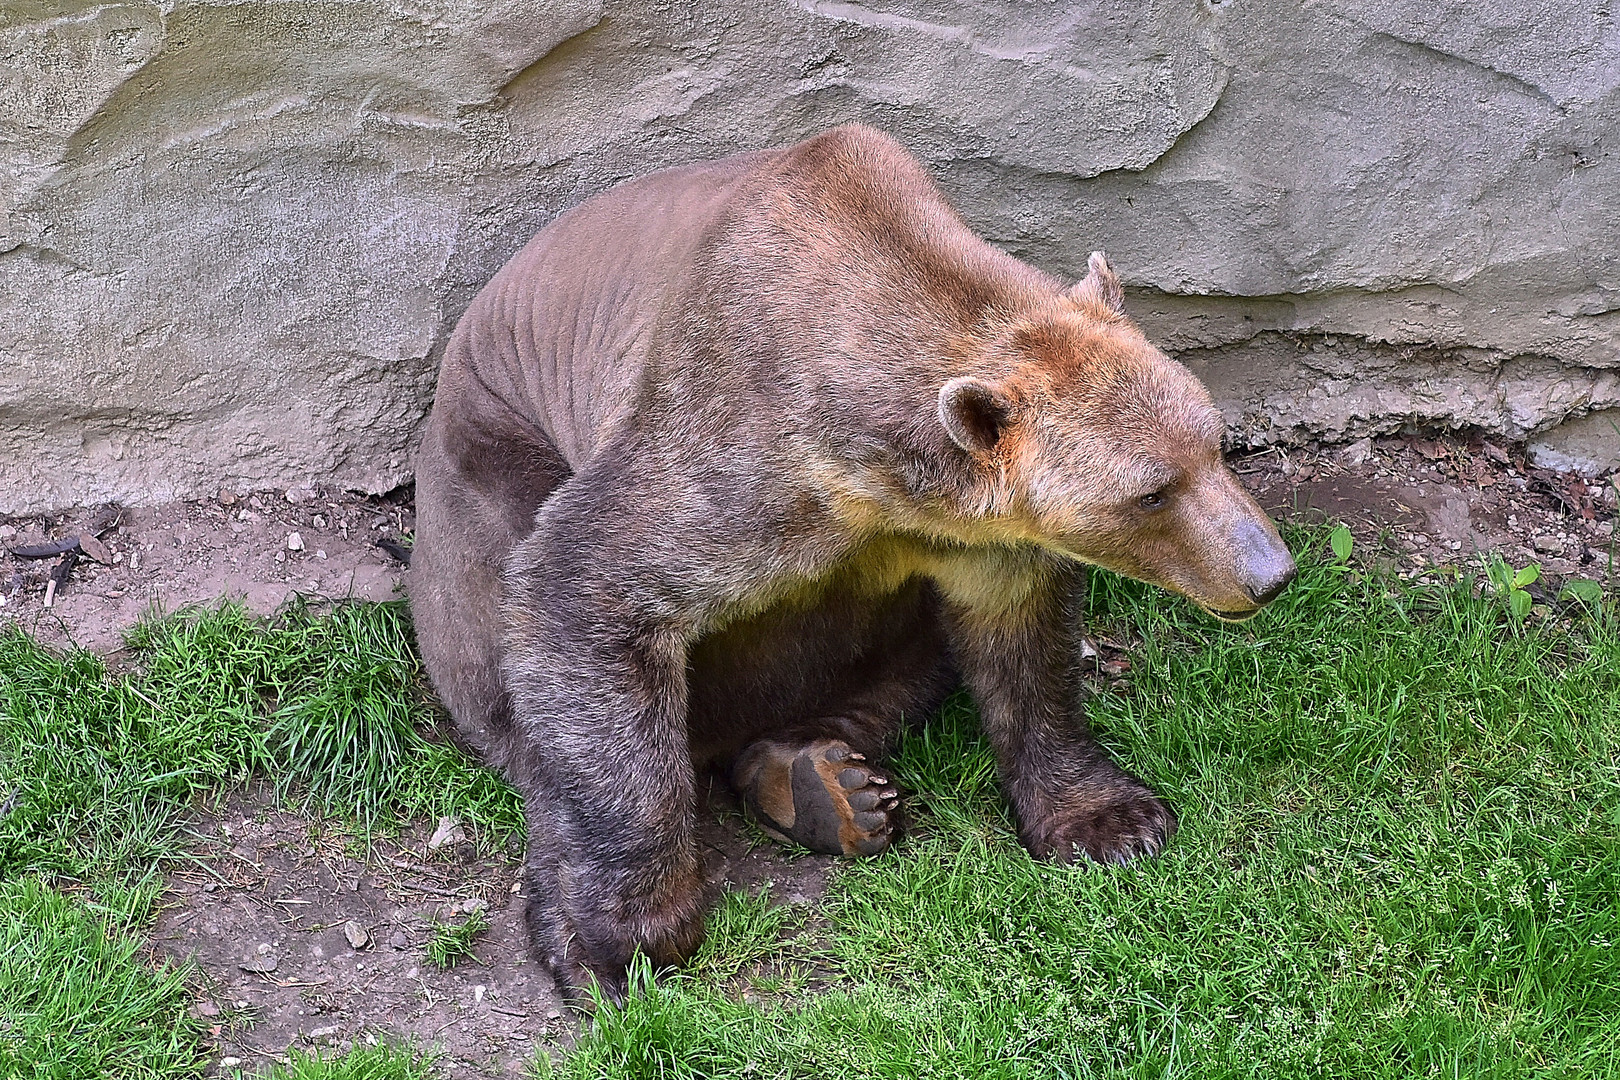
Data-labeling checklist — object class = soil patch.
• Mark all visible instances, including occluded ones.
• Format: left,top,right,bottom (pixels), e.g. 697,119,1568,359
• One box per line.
0,485,415,654
149,783,828,1077
1238,435,1617,585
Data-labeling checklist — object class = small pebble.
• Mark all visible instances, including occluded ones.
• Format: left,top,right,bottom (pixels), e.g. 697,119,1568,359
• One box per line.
343,920,369,950
388,929,410,950
286,532,305,552
428,816,467,852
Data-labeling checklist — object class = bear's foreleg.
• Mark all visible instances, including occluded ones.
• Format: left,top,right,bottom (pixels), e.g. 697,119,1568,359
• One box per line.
944,558,1177,865
501,528,709,1001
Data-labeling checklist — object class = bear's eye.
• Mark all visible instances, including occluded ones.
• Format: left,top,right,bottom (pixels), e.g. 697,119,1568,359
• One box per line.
1138,490,1169,511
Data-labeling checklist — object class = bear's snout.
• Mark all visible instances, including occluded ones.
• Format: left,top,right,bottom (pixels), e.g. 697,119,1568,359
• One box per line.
1234,519,1296,607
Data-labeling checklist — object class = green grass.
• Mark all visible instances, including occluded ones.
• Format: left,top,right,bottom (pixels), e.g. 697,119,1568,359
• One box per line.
0,875,208,1079
426,906,490,968
255,1042,439,1080
0,599,518,1079
0,599,521,893
3,532,1619,1078
550,537,1620,1078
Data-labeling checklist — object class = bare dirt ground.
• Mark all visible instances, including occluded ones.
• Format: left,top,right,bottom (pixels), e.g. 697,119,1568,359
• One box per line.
0,484,415,654
1243,434,1618,587
149,783,823,1077
3,435,1617,1075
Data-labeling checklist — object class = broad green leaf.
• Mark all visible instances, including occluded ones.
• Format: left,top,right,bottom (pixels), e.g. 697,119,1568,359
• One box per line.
1329,524,1354,563
1509,588,1533,620
1560,579,1603,604
1512,563,1541,589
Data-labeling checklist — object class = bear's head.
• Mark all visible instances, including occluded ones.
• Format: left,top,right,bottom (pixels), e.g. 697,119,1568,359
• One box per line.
939,253,1296,620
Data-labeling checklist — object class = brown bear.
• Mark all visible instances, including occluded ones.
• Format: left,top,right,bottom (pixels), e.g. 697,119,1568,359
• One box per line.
409,125,1295,1000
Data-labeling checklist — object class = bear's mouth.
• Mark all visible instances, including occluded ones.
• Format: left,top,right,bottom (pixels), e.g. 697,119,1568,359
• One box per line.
1203,605,1260,623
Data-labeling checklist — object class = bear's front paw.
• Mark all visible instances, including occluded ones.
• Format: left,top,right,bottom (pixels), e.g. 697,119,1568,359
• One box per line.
1025,788,1177,866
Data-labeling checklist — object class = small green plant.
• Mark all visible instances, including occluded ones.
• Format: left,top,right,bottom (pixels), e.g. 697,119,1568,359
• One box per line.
426,906,488,968
1485,553,1541,631
1328,523,1354,563
1559,578,1611,628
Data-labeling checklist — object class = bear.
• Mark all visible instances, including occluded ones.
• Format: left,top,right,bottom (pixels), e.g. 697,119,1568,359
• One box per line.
408,125,1296,1000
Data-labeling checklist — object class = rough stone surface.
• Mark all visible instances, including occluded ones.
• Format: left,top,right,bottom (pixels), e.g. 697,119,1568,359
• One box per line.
3,0,1618,513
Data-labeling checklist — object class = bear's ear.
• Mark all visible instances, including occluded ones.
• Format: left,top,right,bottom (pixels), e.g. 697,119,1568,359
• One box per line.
938,376,1014,454
1065,250,1125,315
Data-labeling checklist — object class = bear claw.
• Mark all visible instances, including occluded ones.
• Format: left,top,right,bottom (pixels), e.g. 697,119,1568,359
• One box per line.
734,738,901,857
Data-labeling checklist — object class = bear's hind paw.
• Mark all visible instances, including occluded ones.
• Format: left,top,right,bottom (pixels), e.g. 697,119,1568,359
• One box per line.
734,738,901,857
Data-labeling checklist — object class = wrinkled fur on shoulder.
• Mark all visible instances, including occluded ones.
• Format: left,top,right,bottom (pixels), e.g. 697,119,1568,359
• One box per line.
409,124,1294,1000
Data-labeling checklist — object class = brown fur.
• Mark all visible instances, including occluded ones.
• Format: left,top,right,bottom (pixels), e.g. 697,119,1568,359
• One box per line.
409,126,1294,1000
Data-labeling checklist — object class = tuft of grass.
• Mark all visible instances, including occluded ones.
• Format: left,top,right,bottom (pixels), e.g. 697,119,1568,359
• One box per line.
685,886,803,984
0,599,521,897
254,1041,439,1080
0,599,517,1077
426,907,489,968
0,875,208,1079
554,528,1620,1078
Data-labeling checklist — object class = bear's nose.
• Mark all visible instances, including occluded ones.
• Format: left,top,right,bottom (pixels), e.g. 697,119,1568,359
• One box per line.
1235,519,1296,607
1246,563,1297,605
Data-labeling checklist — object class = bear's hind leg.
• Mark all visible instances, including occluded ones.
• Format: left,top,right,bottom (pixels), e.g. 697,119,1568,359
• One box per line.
733,737,900,856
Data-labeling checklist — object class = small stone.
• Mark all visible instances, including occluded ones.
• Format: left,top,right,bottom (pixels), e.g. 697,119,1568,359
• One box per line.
77,533,112,563
239,953,278,974
0,524,15,542
306,1024,342,1042
286,532,305,552
343,920,370,950
388,929,410,950
474,984,486,1003
547,1007,563,1020
218,489,238,505
248,495,264,510
1339,437,1375,466
460,897,488,916
1597,522,1615,538
1532,535,1563,554
315,549,327,560
220,1058,242,1069
190,999,221,1019
428,816,466,852
286,486,316,504
312,514,326,529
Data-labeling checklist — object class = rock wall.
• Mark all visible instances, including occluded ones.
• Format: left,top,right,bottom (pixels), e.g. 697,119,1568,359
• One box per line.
3,0,1617,513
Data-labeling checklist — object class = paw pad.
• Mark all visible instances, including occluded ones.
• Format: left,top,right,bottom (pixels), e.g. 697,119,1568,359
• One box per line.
737,739,900,857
